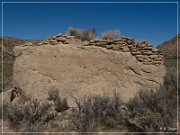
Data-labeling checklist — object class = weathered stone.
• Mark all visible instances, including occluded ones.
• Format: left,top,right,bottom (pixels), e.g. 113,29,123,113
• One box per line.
128,45,134,48
113,44,121,50
158,55,164,58
39,41,49,45
63,41,69,44
55,33,63,37
131,51,142,55
153,61,162,64
136,57,144,61
83,41,89,46
50,40,59,45
135,55,143,58
13,44,166,106
140,49,148,53
129,46,137,49
146,44,153,47
143,61,152,65
66,36,75,39
57,37,67,42
122,46,130,52
142,51,154,55
149,55,159,59
106,45,114,49
137,43,146,48
143,58,153,62
114,42,126,45
127,39,134,45
131,49,138,52
154,57,163,61
95,42,107,46
152,48,159,52
143,46,153,50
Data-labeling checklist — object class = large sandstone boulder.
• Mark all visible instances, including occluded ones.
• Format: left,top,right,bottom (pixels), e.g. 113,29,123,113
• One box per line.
13,43,166,106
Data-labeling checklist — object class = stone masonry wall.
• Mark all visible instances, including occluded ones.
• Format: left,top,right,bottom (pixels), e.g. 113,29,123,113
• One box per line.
33,34,164,66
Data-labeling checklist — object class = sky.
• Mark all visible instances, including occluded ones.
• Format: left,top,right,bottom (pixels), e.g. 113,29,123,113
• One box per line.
1,1,178,47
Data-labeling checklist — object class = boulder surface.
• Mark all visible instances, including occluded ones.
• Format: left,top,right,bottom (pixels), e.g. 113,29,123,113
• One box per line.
13,43,166,106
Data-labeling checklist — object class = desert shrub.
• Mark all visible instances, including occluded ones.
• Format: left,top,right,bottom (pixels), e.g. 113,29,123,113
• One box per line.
80,27,96,41
68,27,81,39
102,29,121,40
126,69,178,132
7,99,56,132
48,89,69,112
68,27,96,41
72,93,125,132
0,103,9,120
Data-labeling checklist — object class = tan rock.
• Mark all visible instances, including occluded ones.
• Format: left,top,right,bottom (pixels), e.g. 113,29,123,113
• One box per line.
142,51,154,55
149,55,159,59
137,43,146,48
106,45,113,49
131,51,142,55
127,39,134,45
143,46,153,50
154,57,163,61
136,57,144,61
13,43,166,106
50,40,59,45
153,61,162,64
131,48,138,52
95,42,108,47
83,41,89,46
152,48,159,52
112,44,121,50
143,61,152,65
135,55,143,58
122,46,130,52
57,37,67,42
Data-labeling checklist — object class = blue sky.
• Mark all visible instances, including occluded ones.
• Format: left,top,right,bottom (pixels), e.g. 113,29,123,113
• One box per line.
1,1,178,47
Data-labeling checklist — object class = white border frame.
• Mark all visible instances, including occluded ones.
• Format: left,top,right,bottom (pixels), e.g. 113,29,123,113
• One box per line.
1,1,179,134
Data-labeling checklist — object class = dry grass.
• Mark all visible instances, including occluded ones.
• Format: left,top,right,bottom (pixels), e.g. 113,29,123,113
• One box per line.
102,29,121,40
68,27,96,41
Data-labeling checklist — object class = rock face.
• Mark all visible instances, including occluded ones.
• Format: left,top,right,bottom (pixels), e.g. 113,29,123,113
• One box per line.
0,37,40,58
13,35,166,106
158,34,180,58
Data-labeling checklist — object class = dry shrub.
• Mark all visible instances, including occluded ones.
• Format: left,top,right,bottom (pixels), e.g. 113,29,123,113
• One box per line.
103,29,121,40
68,27,81,39
6,99,56,132
126,69,178,132
68,27,96,41
72,93,125,132
48,88,69,112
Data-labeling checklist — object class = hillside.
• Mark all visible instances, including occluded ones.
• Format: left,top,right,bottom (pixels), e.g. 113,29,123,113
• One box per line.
0,37,40,58
158,34,180,58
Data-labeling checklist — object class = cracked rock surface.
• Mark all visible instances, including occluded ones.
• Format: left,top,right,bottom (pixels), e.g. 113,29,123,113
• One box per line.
13,43,166,106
